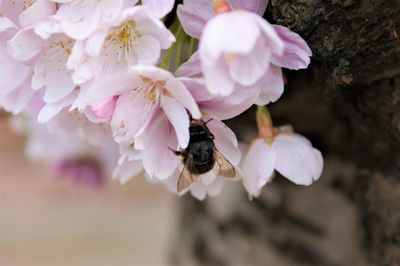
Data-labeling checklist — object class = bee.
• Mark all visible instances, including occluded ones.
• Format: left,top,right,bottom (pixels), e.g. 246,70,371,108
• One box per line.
170,119,236,192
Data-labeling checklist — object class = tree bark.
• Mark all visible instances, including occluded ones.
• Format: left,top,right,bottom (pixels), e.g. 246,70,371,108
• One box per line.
172,1,400,266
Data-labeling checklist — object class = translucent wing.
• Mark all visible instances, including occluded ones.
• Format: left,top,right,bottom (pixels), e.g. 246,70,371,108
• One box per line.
177,154,199,192
213,148,235,178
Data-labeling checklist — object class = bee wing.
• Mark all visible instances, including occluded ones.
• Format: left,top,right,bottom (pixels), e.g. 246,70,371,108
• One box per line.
177,154,199,192
213,148,236,178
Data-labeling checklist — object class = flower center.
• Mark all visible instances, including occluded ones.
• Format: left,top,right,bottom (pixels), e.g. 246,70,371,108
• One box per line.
106,20,141,64
262,127,279,146
136,76,168,112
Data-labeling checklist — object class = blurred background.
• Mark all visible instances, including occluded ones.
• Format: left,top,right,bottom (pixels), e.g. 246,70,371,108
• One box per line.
0,116,177,266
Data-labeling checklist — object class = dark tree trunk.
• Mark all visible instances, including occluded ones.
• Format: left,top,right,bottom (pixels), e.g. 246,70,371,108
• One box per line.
172,1,400,266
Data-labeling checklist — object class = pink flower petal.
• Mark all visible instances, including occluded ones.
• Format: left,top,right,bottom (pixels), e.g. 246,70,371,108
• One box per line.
142,114,180,180
1,77,35,115
182,78,259,120
19,0,57,28
274,134,323,185
202,56,235,96
271,25,312,70
111,92,154,144
134,8,175,49
161,95,190,149
177,0,213,38
129,64,173,81
207,120,240,166
255,64,284,105
113,159,143,184
229,40,271,86
242,139,275,196
85,29,107,57
0,15,16,32
189,182,208,200
230,0,268,16
175,51,202,78
84,73,142,104
136,35,161,65
32,47,76,103
90,96,117,121
165,77,201,119
7,28,43,61
200,11,260,62
37,90,78,123
207,177,225,197
255,16,284,55
142,0,174,18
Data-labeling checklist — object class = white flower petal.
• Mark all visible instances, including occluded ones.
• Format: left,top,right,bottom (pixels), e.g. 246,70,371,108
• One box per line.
255,64,284,105
142,0,174,18
161,96,190,149
229,40,271,86
113,159,143,185
7,28,42,61
202,57,235,96
274,134,323,185
142,114,180,180
207,120,240,166
242,139,275,196
19,0,57,28
165,78,201,119
111,92,154,144
136,35,161,65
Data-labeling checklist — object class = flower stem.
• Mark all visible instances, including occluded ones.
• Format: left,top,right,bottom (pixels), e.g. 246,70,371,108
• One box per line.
175,26,186,68
256,105,274,138
159,24,182,70
212,0,231,14
187,37,197,60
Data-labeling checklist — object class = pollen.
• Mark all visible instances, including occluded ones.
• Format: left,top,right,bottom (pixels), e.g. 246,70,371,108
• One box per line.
146,90,157,101
107,20,141,64
225,54,236,64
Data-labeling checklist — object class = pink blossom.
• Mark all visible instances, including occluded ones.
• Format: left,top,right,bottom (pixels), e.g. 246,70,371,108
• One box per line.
85,64,201,149
141,0,175,19
0,1,54,113
177,0,268,39
199,10,284,96
178,0,312,103
89,96,117,121
50,0,131,40
66,5,175,84
241,108,323,197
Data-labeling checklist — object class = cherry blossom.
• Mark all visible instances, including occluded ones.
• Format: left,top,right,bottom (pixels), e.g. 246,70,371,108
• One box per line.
199,10,284,96
0,0,54,113
178,0,312,103
177,0,268,39
66,5,175,84
241,107,323,197
0,0,321,200
85,64,201,148
49,0,131,40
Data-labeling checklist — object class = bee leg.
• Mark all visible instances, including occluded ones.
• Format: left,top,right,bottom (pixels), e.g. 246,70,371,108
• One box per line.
204,118,213,125
168,147,182,156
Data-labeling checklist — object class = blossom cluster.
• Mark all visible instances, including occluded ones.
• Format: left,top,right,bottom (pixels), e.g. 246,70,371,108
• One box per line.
1,0,323,200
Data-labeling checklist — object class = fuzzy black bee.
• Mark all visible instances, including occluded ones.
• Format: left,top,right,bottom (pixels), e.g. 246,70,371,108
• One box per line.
170,120,235,192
